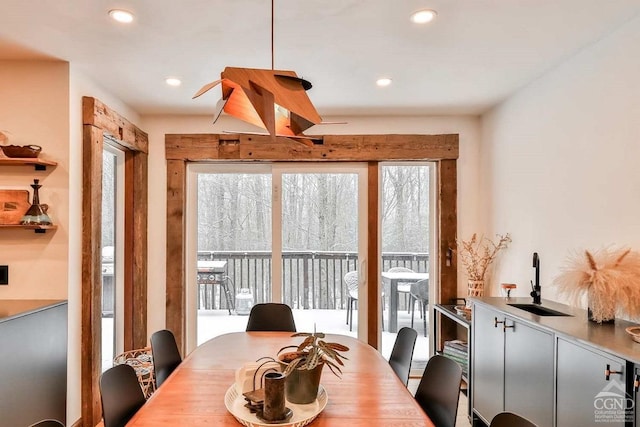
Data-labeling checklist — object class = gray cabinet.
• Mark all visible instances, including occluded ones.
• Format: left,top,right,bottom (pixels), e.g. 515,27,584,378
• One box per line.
503,317,554,427
472,303,505,423
0,300,67,426
472,304,554,426
634,364,639,427
557,338,627,427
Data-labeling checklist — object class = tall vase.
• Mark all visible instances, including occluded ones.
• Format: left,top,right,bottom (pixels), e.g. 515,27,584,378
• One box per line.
467,280,485,298
20,179,52,225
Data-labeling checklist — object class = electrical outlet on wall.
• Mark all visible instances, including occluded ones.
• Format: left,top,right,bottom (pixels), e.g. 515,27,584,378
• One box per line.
0,265,8,285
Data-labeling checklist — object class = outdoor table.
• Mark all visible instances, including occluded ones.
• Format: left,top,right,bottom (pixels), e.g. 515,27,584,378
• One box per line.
381,271,429,333
127,332,434,426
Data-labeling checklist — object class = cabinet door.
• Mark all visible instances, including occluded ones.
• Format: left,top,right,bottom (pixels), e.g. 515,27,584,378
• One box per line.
472,304,505,423
557,338,627,427
504,317,554,427
635,364,639,427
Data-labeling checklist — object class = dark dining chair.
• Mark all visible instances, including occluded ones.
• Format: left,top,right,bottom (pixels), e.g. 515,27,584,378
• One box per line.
28,420,65,427
344,270,385,332
414,354,462,427
246,303,297,332
409,278,429,336
150,329,182,388
490,412,538,427
389,327,418,386
99,364,146,427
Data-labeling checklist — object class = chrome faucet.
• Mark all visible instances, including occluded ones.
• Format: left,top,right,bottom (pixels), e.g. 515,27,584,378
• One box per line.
530,252,541,304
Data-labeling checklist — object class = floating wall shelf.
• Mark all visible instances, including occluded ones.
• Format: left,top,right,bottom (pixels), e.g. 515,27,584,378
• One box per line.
0,157,58,171
0,224,57,234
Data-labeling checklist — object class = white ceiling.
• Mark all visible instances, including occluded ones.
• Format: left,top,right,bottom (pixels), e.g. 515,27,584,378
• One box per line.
1,1,639,117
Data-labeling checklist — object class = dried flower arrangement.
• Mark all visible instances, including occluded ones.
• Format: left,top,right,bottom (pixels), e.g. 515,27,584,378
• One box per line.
553,247,640,323
457,233,512,281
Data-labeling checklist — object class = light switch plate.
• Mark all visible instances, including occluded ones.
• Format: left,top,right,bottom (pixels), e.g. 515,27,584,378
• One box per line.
0,265,8,285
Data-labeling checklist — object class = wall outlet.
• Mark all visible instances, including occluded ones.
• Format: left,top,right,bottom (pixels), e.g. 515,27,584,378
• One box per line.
0,265,8,285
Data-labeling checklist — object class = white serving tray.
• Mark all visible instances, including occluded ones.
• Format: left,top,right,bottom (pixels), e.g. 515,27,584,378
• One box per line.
225,384,328,427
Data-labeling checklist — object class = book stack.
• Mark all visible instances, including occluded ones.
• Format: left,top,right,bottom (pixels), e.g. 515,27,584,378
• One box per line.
442,339,468,378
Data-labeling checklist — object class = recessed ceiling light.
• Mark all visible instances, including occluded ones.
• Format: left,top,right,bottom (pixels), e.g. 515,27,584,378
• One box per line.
165,77,182,87
410,9,437,24
376,78,392,87
109,9,134,24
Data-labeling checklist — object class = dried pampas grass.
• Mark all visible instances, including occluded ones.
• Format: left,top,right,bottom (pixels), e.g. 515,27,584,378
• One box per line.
457,233,511,281
553,247,640,323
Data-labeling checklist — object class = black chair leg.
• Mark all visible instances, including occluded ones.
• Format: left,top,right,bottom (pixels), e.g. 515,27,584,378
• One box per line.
349,299,355,332
346,297,350,325
421,301,427,337
410,298,415,328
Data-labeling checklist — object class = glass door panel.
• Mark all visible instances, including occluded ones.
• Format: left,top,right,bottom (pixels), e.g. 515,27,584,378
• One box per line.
101,144,124,372
278,166,366,337
195,168,272,345
380,163,431,372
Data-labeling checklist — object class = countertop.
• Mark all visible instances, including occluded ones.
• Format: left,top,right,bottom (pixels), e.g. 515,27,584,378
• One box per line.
471,297,640,364
0,299,66,323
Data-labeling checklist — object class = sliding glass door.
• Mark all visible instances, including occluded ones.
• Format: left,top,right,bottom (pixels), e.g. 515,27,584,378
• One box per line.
380,162,433,374
101,143,125,372
186,163,368,351
277,164,368,335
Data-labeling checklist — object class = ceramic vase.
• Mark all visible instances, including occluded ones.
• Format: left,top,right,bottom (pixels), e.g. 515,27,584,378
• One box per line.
20,179,52,225
467,280,485,298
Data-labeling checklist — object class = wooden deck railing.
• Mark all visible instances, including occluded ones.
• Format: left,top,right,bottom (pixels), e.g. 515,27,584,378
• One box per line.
196,250,429,311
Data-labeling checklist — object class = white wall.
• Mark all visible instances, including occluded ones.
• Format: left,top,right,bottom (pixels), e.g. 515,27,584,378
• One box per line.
141,114,481,336
480,14,640,303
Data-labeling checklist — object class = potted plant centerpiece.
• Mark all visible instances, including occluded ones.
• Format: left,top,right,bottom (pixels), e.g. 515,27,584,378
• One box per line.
277,331,349,404
553,247,640,323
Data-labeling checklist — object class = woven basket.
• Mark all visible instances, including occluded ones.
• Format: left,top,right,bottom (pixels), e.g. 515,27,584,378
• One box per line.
113,347,156,399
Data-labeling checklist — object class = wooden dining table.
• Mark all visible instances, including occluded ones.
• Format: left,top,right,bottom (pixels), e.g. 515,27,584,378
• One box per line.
127,332,434,426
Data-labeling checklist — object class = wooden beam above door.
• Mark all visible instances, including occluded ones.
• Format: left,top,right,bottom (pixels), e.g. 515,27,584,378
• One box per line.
165,133,458,162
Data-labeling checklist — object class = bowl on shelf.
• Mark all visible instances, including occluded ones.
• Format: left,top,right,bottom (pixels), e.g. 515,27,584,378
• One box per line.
1,144,42,158
625,326,640,343
454,305,472,320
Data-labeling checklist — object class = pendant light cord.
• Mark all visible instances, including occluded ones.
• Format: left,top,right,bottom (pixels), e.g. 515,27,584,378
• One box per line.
271,0,275,70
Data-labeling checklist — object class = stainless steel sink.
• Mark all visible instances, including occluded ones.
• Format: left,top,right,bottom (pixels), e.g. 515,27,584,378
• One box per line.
507,303,572,317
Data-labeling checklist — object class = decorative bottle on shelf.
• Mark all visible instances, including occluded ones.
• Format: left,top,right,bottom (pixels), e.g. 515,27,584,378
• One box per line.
20,179,52,225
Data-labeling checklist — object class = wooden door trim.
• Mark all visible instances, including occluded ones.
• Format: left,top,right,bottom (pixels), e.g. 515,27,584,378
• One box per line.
164,133,458,352
81,97,149,426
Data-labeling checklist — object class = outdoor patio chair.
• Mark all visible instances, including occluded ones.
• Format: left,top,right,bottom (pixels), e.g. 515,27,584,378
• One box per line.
409,278,429,336
389,327,418,386
414,354,462,427
246,303,297,332
344,270,384,332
